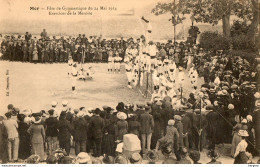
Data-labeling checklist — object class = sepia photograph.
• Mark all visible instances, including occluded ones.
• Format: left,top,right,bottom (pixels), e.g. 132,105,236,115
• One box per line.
0,0,259,164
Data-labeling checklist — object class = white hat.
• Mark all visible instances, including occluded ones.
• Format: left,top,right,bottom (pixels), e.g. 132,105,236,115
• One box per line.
254,92,260,99
228,104,234,110
168,119,175,126
76,152,91,164
20,109,32,116
76,111,85,118
238,130,249,137
241,119,247,124
51,101,58,106
62,100,68,106
117,112,127,120
246,115,252,122
62,106,68,112
24,117,32,124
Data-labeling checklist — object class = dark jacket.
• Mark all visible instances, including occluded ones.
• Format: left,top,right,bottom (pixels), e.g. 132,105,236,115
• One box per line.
88,115,105,139
140,112,154,134
72,117,88,141
57,118,72,142
45,117,58,137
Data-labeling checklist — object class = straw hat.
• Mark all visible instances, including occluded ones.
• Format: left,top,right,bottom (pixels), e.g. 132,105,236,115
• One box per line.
228,104,234,110
168,119,175,126
238,130,249,137
117,112,127,120
75,152,92,164
129,153,142,164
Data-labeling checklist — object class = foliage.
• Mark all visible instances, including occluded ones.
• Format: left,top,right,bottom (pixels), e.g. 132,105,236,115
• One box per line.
151,0,256,32
230,20,250,37
199,31,230,51
229,50,257,64
231,34,258,52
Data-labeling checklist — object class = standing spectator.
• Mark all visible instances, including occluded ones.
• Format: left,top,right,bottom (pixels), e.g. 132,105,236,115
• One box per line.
0,116,8,163
115,112,128,141
140,106,154,153
57,111,72,155
32,46,38,63
174,115,184,157
28,43,34,62
22,43,28,62
17,114,31,160
40,29,47,39
27,113,45,161
128,114,140,136
72,111,88,156
3,112,19,162
45,109,58,155
88,108,105,157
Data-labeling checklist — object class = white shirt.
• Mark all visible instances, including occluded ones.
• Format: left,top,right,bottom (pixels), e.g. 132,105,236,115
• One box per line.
234,139,248,158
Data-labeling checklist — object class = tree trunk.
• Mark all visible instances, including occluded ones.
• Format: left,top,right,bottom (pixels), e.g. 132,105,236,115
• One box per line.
222,15,231,38
247,0,259,45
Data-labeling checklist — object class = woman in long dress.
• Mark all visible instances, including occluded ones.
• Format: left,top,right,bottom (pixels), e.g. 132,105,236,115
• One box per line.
32,46,38,63
234,130,249,164
18,114,31,160
231,123,242,157
27,113,45,161
115,112,128,141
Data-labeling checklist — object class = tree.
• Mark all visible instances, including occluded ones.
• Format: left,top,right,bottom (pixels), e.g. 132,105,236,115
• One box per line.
151,0,258,40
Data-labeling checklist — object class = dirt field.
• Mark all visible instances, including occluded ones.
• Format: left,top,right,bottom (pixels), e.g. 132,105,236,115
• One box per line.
0,61,148,114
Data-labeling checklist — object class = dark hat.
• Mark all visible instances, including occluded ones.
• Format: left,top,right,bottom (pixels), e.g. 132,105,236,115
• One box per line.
145,106,151,111
5,112,12,118
7,104,14,110
189,150,200,162
161,143,173,156
95,108,101,115
60,111,67,117
207,150,220,159
32,112,42,117
48,109,55,115
46,155,57,164
59,156,75,164
114,155,128,164
146,150,159,163
103,155,114,164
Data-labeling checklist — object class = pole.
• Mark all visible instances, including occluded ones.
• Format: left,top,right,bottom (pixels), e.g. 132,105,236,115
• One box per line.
146,72,149,98
199,98,202,152
6,70,9,96
180,87,183,104
173,0,176,43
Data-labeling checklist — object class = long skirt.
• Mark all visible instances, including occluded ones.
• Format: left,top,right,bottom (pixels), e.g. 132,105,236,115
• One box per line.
231,132,241,157
32,143,45,161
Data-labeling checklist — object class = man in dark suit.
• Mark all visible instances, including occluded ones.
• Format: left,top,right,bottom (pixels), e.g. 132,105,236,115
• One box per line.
140,106,154,153
88,108,105,157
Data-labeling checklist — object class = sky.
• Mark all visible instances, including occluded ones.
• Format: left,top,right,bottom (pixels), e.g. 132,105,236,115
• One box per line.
0,0,223,39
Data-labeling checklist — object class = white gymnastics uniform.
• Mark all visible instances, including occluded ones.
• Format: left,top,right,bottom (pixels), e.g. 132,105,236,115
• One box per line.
71,66,78,90
114,56,122,71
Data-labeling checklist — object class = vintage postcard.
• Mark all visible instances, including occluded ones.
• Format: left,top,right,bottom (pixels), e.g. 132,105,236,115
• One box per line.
0,0,259,165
